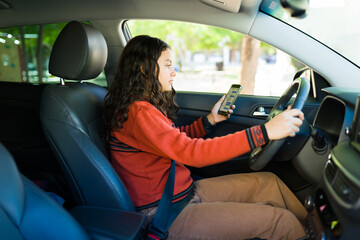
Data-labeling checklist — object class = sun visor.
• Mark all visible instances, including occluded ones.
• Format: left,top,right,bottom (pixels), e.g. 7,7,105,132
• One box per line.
200,0,242,13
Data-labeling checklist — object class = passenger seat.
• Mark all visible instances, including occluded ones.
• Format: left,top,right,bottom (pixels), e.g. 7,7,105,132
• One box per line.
0,142,145,239
0,142,90,239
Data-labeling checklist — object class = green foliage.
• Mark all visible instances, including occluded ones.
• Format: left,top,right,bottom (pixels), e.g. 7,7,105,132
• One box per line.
1,23,66,47
0,26,19,37
1,23,67,82
43,23,67,46
127,20,243,52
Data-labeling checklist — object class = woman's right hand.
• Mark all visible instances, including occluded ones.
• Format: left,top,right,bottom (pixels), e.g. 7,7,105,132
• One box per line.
264,107,304,140
207,95,235,125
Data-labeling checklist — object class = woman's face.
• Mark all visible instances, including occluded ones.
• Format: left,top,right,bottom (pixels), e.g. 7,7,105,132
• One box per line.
157,48,176,92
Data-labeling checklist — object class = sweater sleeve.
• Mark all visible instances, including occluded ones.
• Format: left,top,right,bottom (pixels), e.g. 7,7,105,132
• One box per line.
177,117,207,138
129,104,269,168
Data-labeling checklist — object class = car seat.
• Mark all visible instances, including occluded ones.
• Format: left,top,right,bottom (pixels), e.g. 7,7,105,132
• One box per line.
0,142,90,239
40,21,134,211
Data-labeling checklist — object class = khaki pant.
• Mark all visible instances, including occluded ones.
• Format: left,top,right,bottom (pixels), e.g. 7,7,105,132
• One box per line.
141,172,307,240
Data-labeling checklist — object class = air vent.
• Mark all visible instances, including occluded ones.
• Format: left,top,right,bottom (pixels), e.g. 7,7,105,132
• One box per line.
333,172,360,205
325,160,337,184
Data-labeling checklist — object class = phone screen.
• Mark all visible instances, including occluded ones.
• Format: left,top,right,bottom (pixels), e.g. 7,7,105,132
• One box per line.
218,84,242,115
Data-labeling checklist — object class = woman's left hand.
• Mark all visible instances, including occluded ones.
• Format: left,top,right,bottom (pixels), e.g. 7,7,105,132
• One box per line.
207,95,235,125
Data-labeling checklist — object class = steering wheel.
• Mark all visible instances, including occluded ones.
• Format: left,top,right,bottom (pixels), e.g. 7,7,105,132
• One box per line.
249,77,310,171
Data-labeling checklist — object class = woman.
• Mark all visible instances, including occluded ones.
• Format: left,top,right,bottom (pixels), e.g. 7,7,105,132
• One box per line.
103,35,307,239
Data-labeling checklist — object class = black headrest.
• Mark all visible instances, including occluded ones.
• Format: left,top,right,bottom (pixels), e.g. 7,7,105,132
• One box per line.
49,21,107,80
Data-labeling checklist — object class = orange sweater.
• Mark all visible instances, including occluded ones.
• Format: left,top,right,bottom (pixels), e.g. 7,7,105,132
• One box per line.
110,101,268,209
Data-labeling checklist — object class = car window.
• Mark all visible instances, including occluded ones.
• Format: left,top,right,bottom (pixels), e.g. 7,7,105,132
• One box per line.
126,20,304,96
0,23,107,86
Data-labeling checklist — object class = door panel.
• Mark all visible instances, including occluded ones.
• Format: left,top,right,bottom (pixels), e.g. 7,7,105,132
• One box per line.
0,82,70,201
175,91,320,198
175,91,319,135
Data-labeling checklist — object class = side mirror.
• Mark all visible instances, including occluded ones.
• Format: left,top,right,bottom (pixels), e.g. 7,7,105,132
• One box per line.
280,0,309,18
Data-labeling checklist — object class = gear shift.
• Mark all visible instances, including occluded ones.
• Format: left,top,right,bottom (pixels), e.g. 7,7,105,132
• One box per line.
310,125,328,154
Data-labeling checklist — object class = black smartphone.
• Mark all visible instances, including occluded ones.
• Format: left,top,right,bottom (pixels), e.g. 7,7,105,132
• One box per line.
218,84,242,116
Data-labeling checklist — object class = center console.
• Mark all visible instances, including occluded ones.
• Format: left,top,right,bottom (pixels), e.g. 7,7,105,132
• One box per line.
304,95,360,240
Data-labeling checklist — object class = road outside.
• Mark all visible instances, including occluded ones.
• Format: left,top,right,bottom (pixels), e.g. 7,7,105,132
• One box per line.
173,50,297,97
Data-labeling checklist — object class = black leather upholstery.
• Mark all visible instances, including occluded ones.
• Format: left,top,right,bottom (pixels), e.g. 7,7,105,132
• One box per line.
0,143,90,240
49,21,108,80
40,21,134,211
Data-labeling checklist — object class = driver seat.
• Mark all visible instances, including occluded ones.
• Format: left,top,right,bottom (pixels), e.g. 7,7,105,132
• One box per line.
40,21,134,211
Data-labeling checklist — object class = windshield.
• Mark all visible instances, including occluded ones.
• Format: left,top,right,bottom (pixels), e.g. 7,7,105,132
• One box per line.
260,0,360,67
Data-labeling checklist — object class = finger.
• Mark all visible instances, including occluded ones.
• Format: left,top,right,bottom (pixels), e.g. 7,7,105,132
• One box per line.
298,111,304,120
293,109,304,120
213,95,226,111
292,125,300,133
291,117,303,127
219,95,226,102
215,95,226,107
287,127,296,137
228,109,233,114
230,105,236,110
288,109,304,120
287,104,292,110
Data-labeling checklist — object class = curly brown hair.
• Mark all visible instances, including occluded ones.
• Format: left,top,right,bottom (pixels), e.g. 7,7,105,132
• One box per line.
103,35,178,143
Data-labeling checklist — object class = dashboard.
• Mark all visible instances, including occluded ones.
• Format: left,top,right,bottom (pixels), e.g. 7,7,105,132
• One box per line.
297,87,360,239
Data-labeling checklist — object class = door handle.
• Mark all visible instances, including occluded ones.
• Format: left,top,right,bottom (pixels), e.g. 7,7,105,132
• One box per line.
252,107,269,117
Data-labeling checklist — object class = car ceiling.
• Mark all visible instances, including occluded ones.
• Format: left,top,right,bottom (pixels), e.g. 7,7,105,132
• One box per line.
0,0,262,34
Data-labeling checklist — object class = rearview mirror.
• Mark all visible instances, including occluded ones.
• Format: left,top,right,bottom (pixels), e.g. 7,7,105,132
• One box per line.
280,0,309,18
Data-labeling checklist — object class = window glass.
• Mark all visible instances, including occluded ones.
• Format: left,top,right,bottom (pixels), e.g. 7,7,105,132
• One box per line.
0,23,106,86
261,0,360,67
126,20,304,96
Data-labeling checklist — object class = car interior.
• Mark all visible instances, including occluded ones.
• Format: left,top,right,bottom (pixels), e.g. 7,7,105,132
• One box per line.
0,0,359,239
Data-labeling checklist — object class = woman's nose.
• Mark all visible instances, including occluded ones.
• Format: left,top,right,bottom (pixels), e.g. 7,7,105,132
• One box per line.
171,67,176,77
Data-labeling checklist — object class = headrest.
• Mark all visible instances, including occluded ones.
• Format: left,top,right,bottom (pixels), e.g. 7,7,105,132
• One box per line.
49,21,108,80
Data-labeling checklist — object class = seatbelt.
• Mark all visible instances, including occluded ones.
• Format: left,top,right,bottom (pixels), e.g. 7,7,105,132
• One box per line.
146,160,176,240
110,137,191,239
